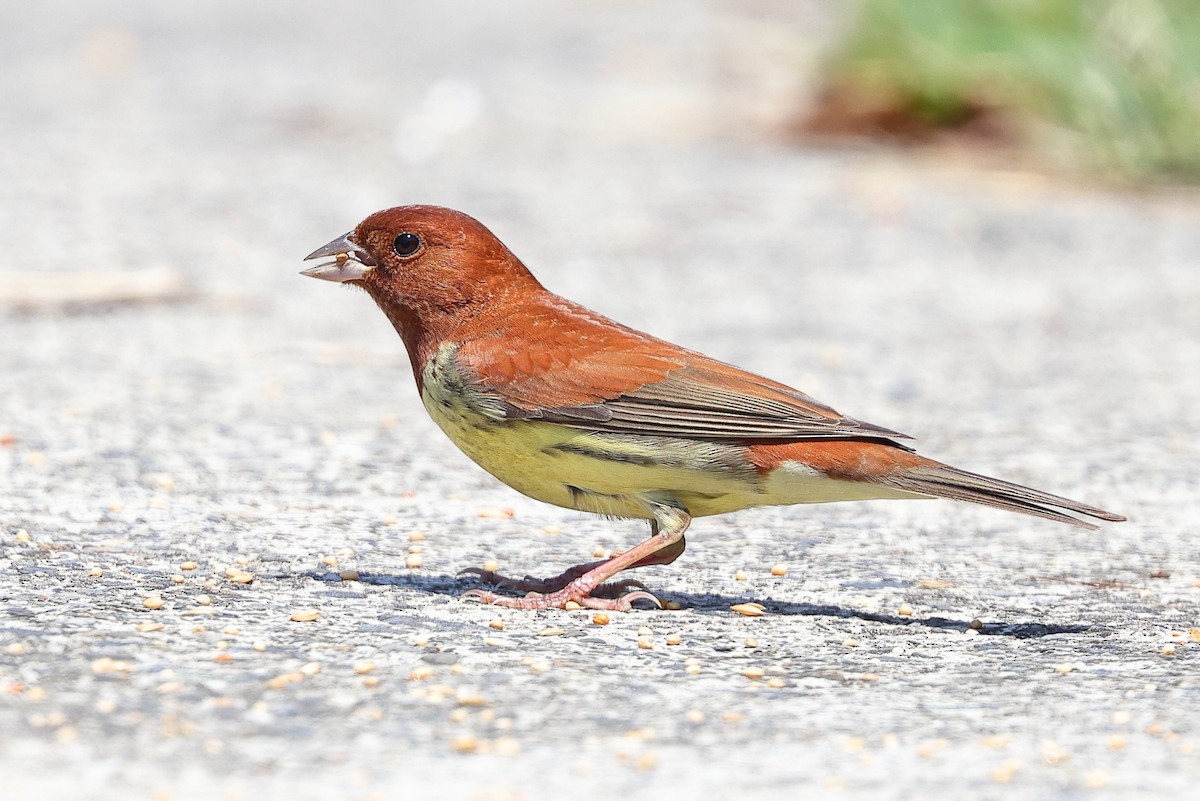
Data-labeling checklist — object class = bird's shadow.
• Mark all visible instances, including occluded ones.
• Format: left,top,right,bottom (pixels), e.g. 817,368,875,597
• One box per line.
306,570,1090,639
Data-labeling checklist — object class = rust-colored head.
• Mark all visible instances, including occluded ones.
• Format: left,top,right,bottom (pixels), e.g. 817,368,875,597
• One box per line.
303,205,543,367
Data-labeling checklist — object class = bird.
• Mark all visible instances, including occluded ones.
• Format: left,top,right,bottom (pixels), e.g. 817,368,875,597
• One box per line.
302,205,1124,610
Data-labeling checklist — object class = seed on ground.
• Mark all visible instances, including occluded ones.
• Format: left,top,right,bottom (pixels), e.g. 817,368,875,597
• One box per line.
637,626,652,636
664,600,682,610
363,676,380,688
222,625,239,636
734,570,748,581
731,603,765,617
919,578,953,589
744,637,759,648
537,627,564,637
637,637,654,650
843,640,859,648
353,661,375,675
252,641,267,652
482,560,500,573
230,572,254,584
450,733,479,753
196,595,212,606
172,575,185,584
494,737,521,756
542,525,561,535
412,634,431,646
405,554,422,569
860,673,880,682
483,637,504,647
685,664,701,675
88,567,103,577
408,666,435,681
488,618,505,630
15,530,31,543
408,532,425,541
408,544,421,554
563,601,581,611
339,570,360,581
897,604,914,616
1107,735,1127,751
1190,628,1200,643
476,507,515,519
684,710,704,724
322,555,338,567
770,564,788,577
592,546,606,558
665,632,682,646
592,613,610,626
266,672,303,690
741,667,765,680
179,561,198,571
766,677,786,688
290,609,320,622
136,622,164,633
1161,644,1177,656
4,643,26,655
457,692,488,707
142,596,165,610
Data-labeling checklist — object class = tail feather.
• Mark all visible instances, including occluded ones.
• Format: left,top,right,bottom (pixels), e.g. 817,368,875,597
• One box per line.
885,464,1126,531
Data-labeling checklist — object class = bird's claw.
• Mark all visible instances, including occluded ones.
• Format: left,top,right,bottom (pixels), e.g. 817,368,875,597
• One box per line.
461,586,661,611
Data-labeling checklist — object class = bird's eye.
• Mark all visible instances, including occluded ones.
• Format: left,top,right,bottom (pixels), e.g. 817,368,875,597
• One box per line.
392,233,422,257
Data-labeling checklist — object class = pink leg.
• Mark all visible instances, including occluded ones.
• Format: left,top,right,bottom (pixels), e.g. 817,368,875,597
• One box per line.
459,532,687,596
463,505,691,611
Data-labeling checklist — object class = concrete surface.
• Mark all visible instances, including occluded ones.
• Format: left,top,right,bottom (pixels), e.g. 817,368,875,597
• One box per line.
1,2,1198,799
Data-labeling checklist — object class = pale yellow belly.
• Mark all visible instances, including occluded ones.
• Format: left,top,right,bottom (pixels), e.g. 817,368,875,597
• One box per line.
419,384,920,520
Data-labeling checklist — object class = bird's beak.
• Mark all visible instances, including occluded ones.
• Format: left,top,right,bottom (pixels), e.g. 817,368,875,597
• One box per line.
301,232,377,282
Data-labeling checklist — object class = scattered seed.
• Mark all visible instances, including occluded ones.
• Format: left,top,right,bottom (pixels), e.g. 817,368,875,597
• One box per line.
721,712,746,724
405,554,423,569
450,733,478,753
290,609,320,622
252,641,267,652
897,604,914,616
637,637,654,650
483,637,504,647
488,618,505,630
408,531,425,541
542,525,561,535
1107,735,1126,751
770,564,788,577
338,547,355,557
339,570,360,581
136,622,164,633
537,627,564,637
482,560,500,573
860,673,880,682
266,672,303,690
563,601,582,611
963,628,979,637
363,676,380,688
634,754,659,771
741,667,765,680
1189,628,1200,643
1162,644,1177,656
919,579,953,589
592,546,606,558
843,639,859,648
684,710,704,724
477,508,515,519
494,737,521,756
664,600,682,611
408,666,435,681
744,638,759,648
142,596,165,610
230,572,255,584
214,653,233,664
665,632,682,646
731,603,765,617
300,662,321,676
222,625,239,636
87,567,103,577
195,595,212,606
1054,663,1076,674
171,574,185,584
412,634,431,647
354,661,376,675
592,613,610,626
4,643,26,655
180,561,198,571
235,557,249,566
457,692,487,707
408,544,422,554
636,626,652,636
322,555,338,567
685,664,701,675
734,570,748,581
766,677,786,689
15,529,31,544
991,761,1020,783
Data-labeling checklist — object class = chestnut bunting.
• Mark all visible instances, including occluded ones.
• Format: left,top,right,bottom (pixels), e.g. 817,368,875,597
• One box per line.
303,206,1123,610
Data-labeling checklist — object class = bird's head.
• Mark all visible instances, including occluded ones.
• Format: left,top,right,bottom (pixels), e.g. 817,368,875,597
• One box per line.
303,205,543,350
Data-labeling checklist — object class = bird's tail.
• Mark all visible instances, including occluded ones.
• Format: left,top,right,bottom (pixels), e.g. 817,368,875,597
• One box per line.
883,461,1126,531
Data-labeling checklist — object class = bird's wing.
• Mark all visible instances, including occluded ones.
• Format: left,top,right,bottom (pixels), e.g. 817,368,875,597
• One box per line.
453,298,910,443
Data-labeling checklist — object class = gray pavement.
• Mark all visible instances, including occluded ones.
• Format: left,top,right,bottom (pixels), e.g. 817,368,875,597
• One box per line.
1,2,1198,799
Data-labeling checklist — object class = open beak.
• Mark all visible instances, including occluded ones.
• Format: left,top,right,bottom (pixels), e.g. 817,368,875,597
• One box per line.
301,232,377,283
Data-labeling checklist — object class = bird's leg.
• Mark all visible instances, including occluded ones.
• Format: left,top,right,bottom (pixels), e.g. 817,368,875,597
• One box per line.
459,529,687,597
463,504,691,610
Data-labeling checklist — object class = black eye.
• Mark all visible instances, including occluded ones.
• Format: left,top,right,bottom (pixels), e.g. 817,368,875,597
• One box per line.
392,233,421,257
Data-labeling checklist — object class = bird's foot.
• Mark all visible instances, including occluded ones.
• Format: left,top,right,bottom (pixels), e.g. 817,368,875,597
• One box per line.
462,581,661,611
458,566,648,598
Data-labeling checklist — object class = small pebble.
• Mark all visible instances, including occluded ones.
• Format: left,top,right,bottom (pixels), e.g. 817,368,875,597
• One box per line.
770,564,788,577
290,609,321,622
339,570,360,581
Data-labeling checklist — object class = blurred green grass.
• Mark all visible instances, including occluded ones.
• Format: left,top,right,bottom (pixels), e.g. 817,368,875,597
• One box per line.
810,0,1200,182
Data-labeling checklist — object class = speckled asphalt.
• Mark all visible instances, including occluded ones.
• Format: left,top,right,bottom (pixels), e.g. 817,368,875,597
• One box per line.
1,2,1198,800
